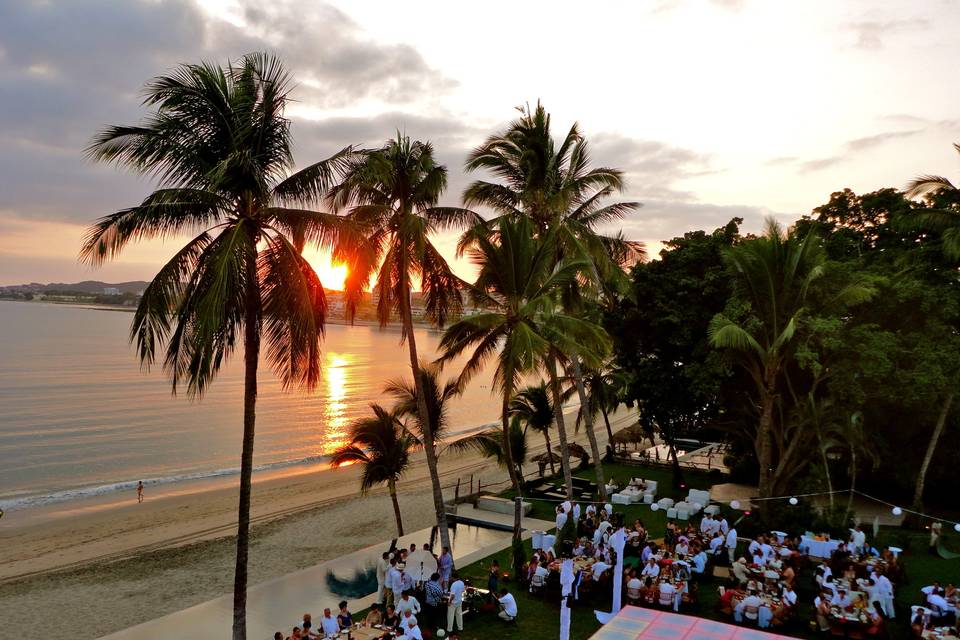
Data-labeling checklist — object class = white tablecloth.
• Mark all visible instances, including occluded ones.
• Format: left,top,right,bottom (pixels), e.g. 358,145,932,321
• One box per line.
800,536,841,558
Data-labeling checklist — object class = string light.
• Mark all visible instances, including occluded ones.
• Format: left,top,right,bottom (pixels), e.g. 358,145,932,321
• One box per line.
730,500,741,510
789,497,798,505
650,503,660,512
892,506,903,516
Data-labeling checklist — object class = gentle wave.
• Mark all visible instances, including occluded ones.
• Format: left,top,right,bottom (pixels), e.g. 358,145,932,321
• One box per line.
0,453,332,512
0,416,512,513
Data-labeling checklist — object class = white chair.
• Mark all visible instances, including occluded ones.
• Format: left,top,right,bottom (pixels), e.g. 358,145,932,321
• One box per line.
626,586,642,604
667,507,678,519
529,572,546,595
612,493,632,505
743,604,760,621
658,587,674,608
677,507,690,521
644,480,658,498
643,493,654,504
657,497,674,509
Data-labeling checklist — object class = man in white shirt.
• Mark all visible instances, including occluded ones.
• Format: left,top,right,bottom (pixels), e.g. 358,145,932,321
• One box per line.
850,525,867,554
556,506,568,532
725,527,738,563
498,588,518,621
659,580,679,611
831,589,853,610
640,557,660,579
447,572,466,633
782,585,798,607
376,552,390,604
700,514,713,535
401,619,423,640
748,537,762,557
396,591,421,617
760,539,774,563
736,590,763,622
692,550,708,575
592,561,612,580
875,571,895,618
709,532,725,556
385,559,402,607
719,517,729,535
320,608,340,638
572,501,581,522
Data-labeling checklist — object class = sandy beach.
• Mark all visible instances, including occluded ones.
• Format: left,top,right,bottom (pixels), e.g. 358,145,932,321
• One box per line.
0,408,633,639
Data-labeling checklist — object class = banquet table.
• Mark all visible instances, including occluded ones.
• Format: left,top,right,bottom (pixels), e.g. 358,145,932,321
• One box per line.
732,592,780,628
338,624,391,639
923,627,960,640
801,535,841,558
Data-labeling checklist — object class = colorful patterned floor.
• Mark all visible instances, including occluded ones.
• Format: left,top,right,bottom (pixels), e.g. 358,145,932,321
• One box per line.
589,607,793,640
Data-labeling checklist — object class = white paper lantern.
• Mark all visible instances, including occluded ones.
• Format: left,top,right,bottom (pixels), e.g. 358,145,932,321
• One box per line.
953,523,960,533
730,500,741,510
651,503,660,512
789,497,798,506
891,506,902,516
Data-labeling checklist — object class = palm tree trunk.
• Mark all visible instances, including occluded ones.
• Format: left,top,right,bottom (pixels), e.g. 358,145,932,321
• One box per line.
820,444,835,510
501,395,522,495
601,405,614,444
543,432,556,475
571,357,606,500
389,478,405,536
398,266,453,557
756,386,776,502
546,353,575,500
911,391,955,514
844,449,856,524
232,285,260,640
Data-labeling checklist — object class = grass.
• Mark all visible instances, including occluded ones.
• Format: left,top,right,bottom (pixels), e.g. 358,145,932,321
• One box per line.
454,461,960,640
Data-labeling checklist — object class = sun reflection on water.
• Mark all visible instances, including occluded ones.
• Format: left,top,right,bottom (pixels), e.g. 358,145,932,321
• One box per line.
322,353,350,454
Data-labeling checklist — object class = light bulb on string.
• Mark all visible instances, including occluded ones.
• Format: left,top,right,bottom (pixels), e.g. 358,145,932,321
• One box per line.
651,503,660,512
789,497,798,506
892,506,902,516
730,500,741,510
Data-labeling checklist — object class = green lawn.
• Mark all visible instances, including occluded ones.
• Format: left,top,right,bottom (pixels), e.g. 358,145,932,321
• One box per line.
455,461,960,640
353,462,960,639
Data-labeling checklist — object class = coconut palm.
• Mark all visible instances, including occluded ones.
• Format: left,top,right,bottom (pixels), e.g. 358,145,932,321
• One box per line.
331,404,413,537
385,361,461,451
80,54,353,640
447,419,529,485
510,382,556,474
462,102,641,500
904,143,960,259
578,364,629,444
438,216,602,503
708,219,873,501
330,135,480,556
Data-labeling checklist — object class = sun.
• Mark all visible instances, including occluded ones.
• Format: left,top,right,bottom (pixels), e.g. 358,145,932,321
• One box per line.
302,250,348,291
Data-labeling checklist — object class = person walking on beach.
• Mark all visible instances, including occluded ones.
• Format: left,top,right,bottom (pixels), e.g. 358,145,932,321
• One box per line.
136,481,144,503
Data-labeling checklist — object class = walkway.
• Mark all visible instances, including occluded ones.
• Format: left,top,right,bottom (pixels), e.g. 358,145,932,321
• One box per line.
98,519,537,640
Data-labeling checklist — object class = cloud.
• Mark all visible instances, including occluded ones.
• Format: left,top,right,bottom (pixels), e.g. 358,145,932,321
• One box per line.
0,0,455,227
769,129,923,174
591,133,717,201
845,19,929,50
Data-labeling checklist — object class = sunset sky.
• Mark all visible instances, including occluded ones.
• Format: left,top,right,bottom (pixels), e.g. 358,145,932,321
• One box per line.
2,0,959,286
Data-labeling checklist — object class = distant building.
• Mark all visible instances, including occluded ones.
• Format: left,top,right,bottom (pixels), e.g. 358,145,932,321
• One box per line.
103,287,121,296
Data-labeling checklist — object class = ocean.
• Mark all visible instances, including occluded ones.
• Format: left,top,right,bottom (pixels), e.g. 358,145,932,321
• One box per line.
0,300,503,513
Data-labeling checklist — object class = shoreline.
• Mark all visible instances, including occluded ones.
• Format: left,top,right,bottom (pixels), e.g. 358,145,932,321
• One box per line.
0,297,444,331
0,408,633,639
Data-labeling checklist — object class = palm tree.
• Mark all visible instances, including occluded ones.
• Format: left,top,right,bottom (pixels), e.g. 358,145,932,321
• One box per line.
438,216,601,501
331,405,413,537
385,361,461,447
330,135,480,556
462,102,641,500
578,364,629,444
448,419,529,485
905,143,960,259
80,54,353,640
708,219,873,502
510,382,556,474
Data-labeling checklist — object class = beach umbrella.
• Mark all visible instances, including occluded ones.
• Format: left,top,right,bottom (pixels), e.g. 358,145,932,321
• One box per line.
405,550,438,582
567,442,589,460
611,424,647,447
531,451,562,464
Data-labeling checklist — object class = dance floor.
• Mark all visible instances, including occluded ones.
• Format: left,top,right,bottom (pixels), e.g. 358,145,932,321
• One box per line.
590,607,794,640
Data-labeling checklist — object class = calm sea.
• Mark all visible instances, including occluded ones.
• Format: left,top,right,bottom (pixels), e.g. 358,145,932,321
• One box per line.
0,300,502,513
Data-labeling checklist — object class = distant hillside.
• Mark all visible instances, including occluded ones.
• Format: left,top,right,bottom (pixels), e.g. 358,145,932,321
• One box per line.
0,280,149,294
